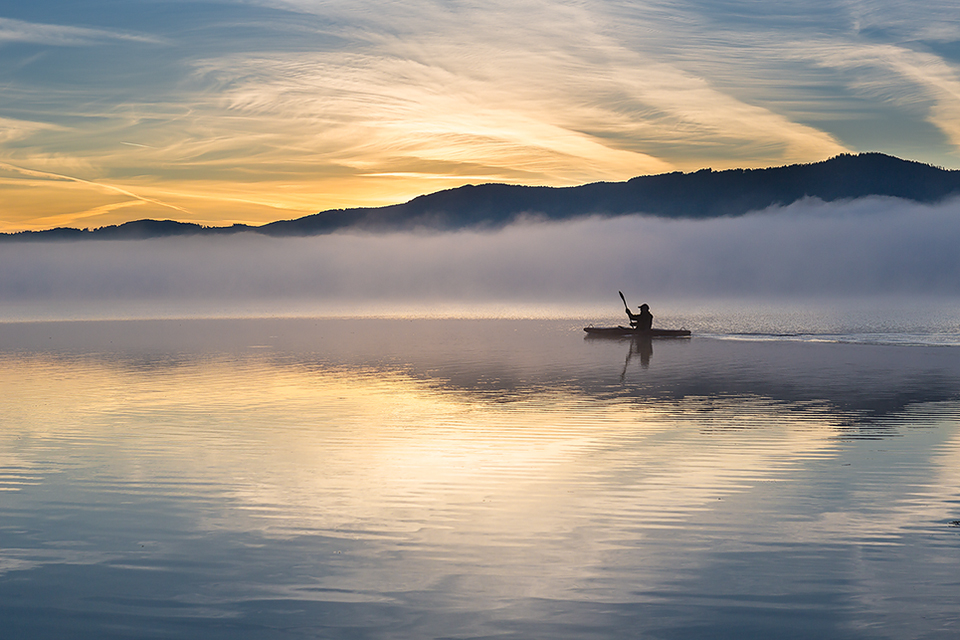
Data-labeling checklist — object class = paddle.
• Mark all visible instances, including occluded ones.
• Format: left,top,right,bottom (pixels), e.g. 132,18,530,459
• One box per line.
619,290,635,329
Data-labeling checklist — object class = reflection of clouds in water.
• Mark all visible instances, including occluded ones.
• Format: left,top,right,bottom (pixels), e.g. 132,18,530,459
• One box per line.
0,350,841,600
3,319,960,634
767,411,960,634
2,197,960,305
761,407,960,545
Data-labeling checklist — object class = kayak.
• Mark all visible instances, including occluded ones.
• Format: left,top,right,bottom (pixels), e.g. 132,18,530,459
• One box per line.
584,326,691,337
584,327,691,337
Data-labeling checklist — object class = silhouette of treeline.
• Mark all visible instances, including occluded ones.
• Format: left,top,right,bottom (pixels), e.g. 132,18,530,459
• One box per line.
6,153,960,241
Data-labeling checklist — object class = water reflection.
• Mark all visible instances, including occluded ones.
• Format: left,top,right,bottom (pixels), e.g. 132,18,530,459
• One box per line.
1,318,959,638
4,318,960,420
583,333,656,372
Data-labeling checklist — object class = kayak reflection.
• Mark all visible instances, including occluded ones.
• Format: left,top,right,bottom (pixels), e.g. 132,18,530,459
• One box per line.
625,334,653,374
630,335,653,370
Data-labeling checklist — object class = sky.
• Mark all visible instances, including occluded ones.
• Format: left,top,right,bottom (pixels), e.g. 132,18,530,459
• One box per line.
2,1,960,232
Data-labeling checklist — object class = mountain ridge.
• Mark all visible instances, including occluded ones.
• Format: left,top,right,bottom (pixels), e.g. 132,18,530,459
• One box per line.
5,153,959,241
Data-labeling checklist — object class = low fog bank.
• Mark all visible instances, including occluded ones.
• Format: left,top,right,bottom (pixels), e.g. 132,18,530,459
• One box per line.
3,196,960,317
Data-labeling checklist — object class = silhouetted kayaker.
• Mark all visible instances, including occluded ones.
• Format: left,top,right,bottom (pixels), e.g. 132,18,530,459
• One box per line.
589,294,687,337
626,303,653,331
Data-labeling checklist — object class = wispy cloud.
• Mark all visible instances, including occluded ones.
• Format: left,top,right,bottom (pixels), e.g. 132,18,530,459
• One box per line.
807,43,960,150
0,17,164,46
0,116,58,143
1,0,959,230
182,0,849,199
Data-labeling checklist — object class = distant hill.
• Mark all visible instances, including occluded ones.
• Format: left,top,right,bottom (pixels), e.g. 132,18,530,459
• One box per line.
5,153,960,241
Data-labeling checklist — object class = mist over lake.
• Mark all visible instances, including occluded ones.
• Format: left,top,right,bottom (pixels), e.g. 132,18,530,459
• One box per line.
3,196,960,322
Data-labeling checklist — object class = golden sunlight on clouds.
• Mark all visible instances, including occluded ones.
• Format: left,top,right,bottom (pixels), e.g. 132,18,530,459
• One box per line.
0,0,862,231
6,0,960,231
0,41,844,233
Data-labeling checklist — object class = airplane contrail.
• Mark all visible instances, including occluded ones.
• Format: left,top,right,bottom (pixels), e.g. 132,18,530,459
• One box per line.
0,161,192,216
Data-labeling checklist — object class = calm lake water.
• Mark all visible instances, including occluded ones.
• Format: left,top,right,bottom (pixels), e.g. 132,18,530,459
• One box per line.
2,309,960,639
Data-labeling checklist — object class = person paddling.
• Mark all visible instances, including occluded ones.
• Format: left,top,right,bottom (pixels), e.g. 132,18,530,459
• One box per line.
620,291,653,330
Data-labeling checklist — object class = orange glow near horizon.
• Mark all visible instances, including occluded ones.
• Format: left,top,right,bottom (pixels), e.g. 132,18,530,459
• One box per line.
0,157,671,232
6,1,960,232
1,141,846,232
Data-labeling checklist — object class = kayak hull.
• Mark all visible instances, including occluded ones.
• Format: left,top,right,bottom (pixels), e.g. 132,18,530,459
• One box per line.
584,326,691,338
